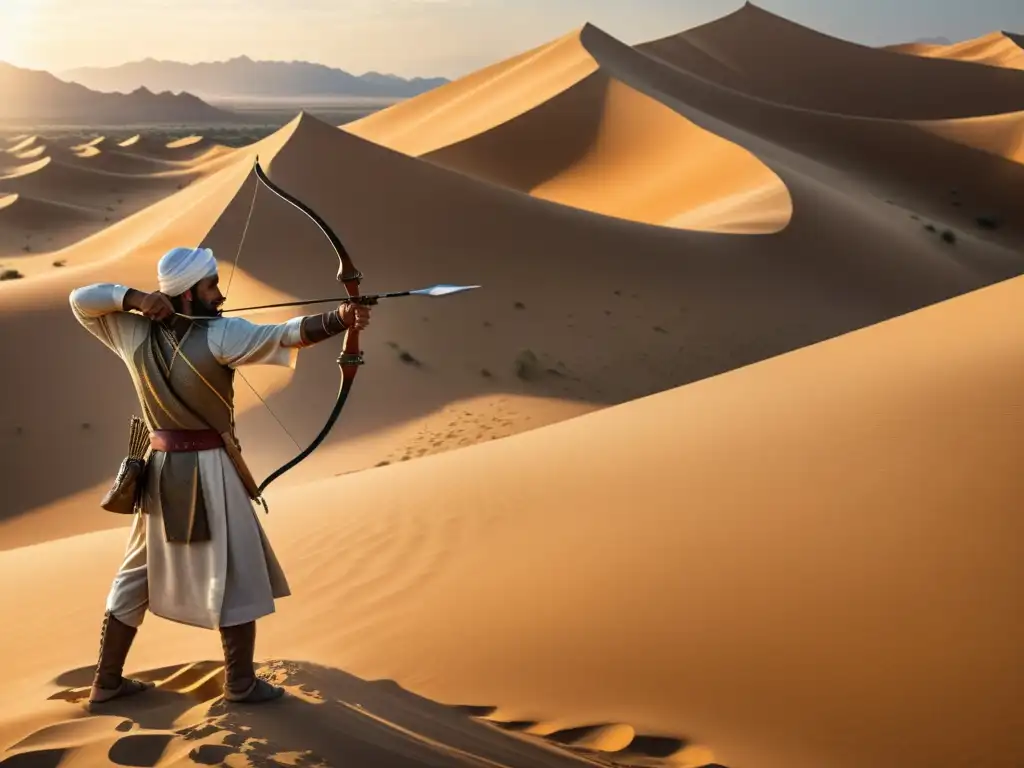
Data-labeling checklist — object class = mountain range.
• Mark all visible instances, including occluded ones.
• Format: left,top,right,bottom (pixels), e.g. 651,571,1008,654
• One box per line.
0,61,241,124
59,56,450,99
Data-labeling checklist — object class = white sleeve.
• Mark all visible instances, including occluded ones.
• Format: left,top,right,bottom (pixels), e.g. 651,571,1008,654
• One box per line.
69,283,150,360
208,316,306,369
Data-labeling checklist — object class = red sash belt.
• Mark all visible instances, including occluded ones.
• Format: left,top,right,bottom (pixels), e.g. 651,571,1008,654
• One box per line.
150,429,224,452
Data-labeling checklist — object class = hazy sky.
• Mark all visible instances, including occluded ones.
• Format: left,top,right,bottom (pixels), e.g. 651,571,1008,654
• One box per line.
1,0,1022,78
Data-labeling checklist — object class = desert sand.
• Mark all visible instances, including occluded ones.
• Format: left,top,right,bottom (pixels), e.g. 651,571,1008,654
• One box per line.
886,30,1024,70
1,4,1022,767
0,133,237,272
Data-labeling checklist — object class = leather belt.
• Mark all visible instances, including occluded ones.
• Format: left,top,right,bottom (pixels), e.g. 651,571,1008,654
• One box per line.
150,429,224,453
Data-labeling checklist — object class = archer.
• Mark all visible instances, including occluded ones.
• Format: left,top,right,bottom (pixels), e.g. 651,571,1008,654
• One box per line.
69,245,372,707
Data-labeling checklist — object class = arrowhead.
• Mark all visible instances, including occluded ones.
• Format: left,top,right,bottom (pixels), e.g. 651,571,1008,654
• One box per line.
415,284,482,296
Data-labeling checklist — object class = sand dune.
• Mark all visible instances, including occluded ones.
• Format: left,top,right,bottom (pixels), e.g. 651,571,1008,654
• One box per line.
5,135,41,154
8,144,48,160
343,30,598,156
421,62,790,233
0,155,185,264
2,5,1023,768
581,24,1024,246
3,107,1020,538
1,259,1021,768
885,31,1024,70
348,18,1024,237
0,192,104,261
0,193,103,235
71,144,192,174
71,136,107,150
118,133,222,162
0,153,176,198
885,42,935,56
347,28,790,232
168,135,216,152
0,133,240,267
912,110,1024,166
639,3,1024,118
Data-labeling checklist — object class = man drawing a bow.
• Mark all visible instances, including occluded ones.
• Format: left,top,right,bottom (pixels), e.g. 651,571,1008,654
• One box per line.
69,245,372,706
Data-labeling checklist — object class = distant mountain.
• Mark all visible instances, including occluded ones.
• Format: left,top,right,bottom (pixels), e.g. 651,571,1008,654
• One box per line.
0,61,241,124
59,56,450,99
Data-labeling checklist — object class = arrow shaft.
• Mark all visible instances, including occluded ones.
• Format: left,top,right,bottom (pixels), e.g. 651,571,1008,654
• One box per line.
223,294,393,313
222,286,475,314
222,296,351,313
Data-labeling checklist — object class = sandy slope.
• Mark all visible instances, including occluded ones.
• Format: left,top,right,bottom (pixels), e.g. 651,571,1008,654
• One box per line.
885,31,1024,70
3,107,1021,542
343,30,599,156
639,3,1024,118
912,110,1024,166
585,23,1024,244
1,266,1021,768
0,133,237,272
119,133,228,164
348,13,1024,236
1,5,1023,768
421,68,790,233
0,192,101,228
346,28,791,233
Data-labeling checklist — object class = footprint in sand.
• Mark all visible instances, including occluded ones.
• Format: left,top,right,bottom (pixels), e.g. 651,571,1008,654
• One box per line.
10,660,329,768
11,660,723,768
0,717,175,768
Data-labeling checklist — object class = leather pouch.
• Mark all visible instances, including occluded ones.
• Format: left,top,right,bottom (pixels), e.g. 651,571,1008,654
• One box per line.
100,416,150,514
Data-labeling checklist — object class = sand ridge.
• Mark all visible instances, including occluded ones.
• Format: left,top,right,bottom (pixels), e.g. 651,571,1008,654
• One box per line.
346,27,792,233
420,69,792,233
580,23,1024,248
638,3,1024,118
343,30,600,157
4,106,1019,540
885,30,1024,70
0,131,238,272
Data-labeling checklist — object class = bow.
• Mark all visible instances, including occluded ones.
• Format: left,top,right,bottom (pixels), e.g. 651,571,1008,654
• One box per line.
222,155,480,507
224,154,365,505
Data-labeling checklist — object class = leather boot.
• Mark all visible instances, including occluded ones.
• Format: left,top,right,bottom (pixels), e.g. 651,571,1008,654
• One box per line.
89,611,153,707
219,620,284,703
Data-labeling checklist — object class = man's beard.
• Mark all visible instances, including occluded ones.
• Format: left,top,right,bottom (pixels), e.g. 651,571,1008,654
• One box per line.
191,296,224,317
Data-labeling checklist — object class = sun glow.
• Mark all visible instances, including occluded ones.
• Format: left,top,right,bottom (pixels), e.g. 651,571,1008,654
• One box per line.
0,1,39,66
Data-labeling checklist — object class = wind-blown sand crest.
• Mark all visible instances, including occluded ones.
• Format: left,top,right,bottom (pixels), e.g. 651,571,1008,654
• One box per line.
118,133,223,162
0,133,239,267
885,30,1024,70
638,3,1024,118
346,27,791,232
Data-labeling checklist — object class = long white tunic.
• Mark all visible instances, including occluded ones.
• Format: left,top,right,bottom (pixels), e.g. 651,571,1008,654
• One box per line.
70,283,307,629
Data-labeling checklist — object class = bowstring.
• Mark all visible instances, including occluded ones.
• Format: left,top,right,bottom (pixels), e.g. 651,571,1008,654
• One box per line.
223,161,259,300
223,158,304,456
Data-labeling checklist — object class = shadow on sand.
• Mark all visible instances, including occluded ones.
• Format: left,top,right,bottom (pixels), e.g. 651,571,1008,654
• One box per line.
0,659,719,768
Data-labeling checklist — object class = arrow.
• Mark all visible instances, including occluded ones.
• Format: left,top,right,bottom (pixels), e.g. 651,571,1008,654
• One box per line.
221,283,482,313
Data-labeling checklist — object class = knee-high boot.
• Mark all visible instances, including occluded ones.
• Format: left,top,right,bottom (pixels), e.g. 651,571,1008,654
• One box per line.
219,620,284,703
89,610,154,706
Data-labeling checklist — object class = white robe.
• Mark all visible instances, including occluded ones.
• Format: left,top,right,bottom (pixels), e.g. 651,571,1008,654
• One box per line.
70,283,307,630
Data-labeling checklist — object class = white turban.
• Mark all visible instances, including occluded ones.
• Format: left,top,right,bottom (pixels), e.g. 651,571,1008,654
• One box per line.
157,246,217,296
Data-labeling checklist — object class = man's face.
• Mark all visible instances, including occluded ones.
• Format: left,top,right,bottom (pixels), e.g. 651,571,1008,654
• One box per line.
188,273,226,317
